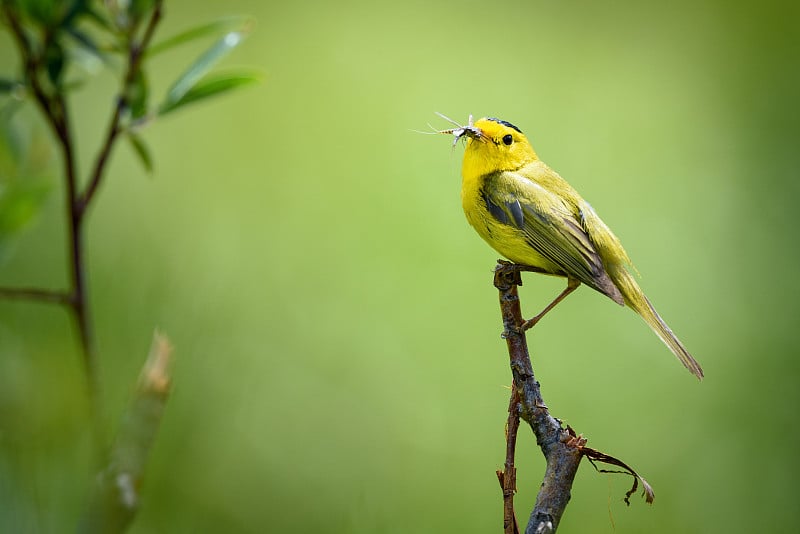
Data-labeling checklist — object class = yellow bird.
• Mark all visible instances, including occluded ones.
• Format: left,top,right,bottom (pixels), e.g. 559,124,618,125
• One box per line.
439,114,703,379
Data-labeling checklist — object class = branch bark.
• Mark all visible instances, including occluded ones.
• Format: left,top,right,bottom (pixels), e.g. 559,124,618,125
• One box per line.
494,262,583,534
497,390,521,534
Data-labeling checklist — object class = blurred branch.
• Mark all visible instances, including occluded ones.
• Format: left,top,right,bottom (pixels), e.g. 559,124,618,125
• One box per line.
79,332,173,534
493,261,655,533
1,6,57,132
1,0,165,460
2,3,102,439
0,286,72,305
78,1,163,214
1,3,253,530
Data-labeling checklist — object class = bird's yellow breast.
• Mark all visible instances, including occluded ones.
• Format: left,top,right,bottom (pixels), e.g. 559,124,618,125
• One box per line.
460,172,560,273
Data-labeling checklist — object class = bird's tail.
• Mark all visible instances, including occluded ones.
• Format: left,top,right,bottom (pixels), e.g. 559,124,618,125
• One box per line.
610,266,704,379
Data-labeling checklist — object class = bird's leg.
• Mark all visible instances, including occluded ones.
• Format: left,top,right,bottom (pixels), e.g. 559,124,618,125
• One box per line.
518,278,581,332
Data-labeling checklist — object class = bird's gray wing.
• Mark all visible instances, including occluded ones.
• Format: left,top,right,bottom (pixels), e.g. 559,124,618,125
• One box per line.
482,171,623,304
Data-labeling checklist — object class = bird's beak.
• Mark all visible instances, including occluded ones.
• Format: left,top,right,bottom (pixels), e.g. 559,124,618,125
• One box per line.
455,125,483,142
440,125,483,148
435,113,483,147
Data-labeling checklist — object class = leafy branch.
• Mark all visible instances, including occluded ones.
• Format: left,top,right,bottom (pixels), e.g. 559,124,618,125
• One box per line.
0,0,258,530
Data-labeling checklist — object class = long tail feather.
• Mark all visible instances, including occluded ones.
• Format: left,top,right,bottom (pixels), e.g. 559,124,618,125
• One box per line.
612,267,704,379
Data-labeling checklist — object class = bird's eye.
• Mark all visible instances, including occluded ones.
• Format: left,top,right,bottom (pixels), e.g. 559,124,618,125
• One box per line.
502,134,513,145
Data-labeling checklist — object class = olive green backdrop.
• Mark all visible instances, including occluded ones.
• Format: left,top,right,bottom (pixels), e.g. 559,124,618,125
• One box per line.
1,0,798,532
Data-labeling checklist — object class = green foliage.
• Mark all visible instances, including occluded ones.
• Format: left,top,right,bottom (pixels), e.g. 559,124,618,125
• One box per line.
128,69,149,120
0,116,52,254
158,70,260,117
0,0,256,238
159,22,256,116
0,1,258,532
126,131,152,174
146,15,253,57
0,77,20,93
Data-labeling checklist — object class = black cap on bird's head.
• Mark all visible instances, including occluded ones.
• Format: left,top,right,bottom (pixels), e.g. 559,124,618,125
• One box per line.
485,117,523,134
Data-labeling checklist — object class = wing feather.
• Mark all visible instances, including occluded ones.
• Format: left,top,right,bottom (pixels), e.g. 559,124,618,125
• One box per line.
482,172,624,304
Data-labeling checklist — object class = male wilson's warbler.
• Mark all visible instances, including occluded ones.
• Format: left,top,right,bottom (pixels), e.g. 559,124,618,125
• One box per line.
439,114,703,379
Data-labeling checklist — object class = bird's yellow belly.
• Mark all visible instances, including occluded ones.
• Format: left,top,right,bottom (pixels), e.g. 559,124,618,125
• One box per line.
462,191,562,275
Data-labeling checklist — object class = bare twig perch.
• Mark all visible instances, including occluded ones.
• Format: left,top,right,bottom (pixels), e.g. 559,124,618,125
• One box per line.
494,262,582,534
493,261,654,534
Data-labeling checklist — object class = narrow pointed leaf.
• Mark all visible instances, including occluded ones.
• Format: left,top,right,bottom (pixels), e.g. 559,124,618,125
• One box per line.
64,26,113,67
128,0,156,24
161,27,251,111
0,78,21,94
20,0,64,28
158,71,259,116
83,4,117,34
147,16,253,57
127,132,153,173
45,40,66,86
128,69,149,120
0,182,52,238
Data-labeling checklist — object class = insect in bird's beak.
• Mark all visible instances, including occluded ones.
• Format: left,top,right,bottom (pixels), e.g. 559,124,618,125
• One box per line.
435,112,483,147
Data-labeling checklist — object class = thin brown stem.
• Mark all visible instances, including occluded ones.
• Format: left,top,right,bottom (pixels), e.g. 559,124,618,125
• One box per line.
494,262,583,534
3,7,58,139
3,7,100,406
497,389,521,534
2,0,165,457
0,287,72,305
4,6,104,456
78,100,121,216
48,89,100,397
4,11,76,182
1,3,159,463
78,0,163,214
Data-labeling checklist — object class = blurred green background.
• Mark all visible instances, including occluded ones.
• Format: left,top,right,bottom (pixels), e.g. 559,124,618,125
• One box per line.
1,0,799,532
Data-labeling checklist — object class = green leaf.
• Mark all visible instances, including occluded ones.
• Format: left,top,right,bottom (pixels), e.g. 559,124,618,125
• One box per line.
83,3,117,34
0,181,52,238
158,71,260,117
160,27,252,112
44,39,66,86
0,78,21,94
64,26,111,65
127,132,153,174
103,0,153,33
128,68,149,120
0,121,53,240
60,0,91,29
0,119,25,171
16,0,85,31
147,16,254,57
128,0,155,23
19,0,64,28
0,99,26,123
